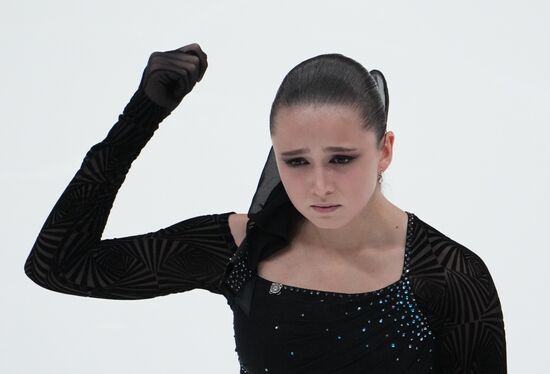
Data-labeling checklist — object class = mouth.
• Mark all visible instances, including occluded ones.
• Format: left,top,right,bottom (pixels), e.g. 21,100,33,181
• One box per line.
311,204,340,213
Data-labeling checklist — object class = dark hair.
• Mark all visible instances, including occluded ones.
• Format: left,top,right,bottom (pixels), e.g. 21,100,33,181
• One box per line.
269,53,389,149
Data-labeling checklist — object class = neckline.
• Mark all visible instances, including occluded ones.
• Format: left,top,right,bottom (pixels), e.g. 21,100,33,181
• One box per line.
255,211,415,298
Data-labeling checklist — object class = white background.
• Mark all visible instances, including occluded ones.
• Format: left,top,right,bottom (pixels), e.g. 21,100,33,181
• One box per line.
2,0,548,372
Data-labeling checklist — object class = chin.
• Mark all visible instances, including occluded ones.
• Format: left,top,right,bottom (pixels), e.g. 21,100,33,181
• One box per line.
312,220,349,230
303,211,349,230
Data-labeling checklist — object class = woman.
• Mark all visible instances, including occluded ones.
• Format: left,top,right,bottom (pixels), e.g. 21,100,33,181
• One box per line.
24,42,507,373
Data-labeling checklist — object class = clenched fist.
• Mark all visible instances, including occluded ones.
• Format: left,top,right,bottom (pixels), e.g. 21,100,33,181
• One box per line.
137,43,208,112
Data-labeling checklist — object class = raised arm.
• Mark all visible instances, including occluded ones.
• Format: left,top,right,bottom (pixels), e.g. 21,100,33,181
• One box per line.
23,43,238,300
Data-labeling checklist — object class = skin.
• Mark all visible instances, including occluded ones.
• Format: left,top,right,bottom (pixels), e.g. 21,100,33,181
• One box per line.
270,103,408,265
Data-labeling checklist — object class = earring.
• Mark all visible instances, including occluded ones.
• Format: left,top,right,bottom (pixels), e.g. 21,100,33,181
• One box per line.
377,170,383,184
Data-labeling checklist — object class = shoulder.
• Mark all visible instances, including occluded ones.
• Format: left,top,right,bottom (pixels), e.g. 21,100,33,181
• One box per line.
413,214,491,278
227,213,249,248
413,214,503,321
412,215,508,370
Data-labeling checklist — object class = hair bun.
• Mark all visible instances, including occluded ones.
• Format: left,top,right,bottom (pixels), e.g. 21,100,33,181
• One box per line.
369,69,389,123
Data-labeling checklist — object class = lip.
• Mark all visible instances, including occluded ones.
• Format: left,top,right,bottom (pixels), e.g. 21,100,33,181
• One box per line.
311,205,340,213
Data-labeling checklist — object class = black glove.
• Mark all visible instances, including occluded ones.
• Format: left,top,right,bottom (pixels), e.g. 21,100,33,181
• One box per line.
137,43,208,113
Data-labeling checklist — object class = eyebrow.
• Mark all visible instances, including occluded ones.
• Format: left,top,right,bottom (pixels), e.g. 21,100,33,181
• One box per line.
280,146,359,156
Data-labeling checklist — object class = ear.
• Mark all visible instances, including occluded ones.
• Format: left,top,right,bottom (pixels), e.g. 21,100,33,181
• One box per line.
378,131,395,172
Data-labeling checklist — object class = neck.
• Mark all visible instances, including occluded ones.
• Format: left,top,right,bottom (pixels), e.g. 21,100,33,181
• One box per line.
293,189,407,258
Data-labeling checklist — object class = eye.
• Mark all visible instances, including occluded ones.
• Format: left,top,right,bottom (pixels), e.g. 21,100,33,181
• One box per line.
284,155,357,168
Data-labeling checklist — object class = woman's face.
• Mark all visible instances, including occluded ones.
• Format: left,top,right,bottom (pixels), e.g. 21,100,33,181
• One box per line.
271,104,391,230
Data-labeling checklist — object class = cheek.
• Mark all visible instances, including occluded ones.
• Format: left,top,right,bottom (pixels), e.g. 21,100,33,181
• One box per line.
278,169,303,196
342,168,374,199
279,173,307,216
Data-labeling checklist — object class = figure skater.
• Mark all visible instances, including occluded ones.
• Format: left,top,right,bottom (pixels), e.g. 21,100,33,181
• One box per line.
24,42,507,373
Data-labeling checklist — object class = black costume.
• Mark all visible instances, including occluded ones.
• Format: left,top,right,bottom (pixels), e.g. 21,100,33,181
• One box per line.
24,87,507,373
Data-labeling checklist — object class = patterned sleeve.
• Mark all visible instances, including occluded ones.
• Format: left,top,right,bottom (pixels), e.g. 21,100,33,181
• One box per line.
438,243,508,373
23,88,239,300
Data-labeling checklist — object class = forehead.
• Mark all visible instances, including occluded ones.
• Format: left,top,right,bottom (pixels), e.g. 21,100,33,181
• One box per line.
272,104,374,148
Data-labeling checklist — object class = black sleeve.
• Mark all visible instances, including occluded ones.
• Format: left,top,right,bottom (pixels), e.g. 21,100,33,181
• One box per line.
23,88,239,300
439,245,508,373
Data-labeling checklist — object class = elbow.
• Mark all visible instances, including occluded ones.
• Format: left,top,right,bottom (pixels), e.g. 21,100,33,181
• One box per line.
23,253,47,288
23,252,60,291
23,253,38,282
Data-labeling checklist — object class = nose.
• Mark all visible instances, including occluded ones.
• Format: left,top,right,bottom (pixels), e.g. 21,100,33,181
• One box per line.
310,165,334,197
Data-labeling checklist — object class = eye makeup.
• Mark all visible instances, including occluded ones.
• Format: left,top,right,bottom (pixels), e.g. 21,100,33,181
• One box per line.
284,155,358,168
